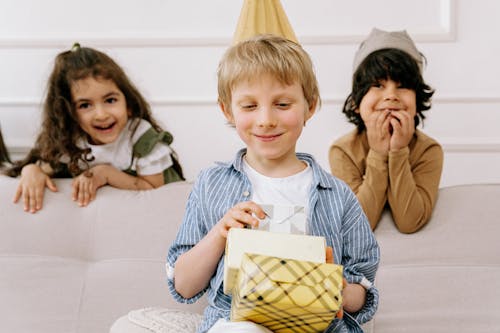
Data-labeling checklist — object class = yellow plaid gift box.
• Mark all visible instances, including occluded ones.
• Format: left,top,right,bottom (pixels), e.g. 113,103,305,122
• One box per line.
224,228,326,294
231,253,343,333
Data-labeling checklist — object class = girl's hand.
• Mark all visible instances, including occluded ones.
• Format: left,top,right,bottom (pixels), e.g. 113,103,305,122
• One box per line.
389,110,415,151
364,109,391,155
71,165,108,207
215,201,266,238
13,163,57,213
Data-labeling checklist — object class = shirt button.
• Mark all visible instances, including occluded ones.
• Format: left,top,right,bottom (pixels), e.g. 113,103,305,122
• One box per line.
242,190,250,197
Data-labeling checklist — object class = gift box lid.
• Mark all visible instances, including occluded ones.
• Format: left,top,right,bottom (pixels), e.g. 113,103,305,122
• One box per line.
223,228,326,294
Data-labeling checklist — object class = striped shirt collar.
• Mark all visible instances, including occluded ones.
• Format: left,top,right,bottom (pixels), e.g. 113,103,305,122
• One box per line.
216,148,336,190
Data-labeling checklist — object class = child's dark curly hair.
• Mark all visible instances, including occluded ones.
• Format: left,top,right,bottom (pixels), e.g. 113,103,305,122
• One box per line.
342,48,435,132
7,44,162,177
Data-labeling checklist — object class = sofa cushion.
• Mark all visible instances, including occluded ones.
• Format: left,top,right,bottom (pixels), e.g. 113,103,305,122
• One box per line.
0,177,207,333
2,176,499,333
372,184,500,332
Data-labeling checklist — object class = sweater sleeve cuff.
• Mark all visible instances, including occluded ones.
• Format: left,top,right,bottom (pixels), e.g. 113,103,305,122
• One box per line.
389,146,410,159
366,149,388,168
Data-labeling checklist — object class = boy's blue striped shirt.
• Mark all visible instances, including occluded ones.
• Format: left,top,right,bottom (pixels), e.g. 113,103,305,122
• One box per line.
167,149,379,333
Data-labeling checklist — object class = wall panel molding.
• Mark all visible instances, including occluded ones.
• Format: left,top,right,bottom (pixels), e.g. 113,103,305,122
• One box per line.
442,141,500,153
4,101,500,157
291,0,456,44
0,0,456,48
7,141,500,158
1,92,497,109
0,37,233,49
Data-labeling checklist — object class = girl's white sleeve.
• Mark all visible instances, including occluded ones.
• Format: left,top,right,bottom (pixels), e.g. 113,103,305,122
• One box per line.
136,143,173,176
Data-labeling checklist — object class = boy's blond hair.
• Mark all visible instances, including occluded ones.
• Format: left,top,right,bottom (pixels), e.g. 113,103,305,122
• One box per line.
217,34,320,112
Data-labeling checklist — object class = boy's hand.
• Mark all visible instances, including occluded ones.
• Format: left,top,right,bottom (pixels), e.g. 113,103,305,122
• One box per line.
326,246,334,264
71,166,107,207
13,163,57,213
215,201,266,238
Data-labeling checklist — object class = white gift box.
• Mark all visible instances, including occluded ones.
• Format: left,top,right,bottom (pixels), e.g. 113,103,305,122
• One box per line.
223,228,326,294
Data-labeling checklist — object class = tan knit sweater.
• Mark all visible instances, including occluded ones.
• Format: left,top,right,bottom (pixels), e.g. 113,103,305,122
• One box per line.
329,129,443,233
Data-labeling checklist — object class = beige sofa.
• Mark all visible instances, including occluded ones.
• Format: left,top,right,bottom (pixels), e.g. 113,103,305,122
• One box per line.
1,175,499,333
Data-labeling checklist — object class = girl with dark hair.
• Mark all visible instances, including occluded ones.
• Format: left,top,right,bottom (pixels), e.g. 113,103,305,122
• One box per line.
9,43,183,213
329,28,443,233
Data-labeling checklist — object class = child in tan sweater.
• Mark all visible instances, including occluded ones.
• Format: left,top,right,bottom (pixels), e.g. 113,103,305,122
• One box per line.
329,28,443,233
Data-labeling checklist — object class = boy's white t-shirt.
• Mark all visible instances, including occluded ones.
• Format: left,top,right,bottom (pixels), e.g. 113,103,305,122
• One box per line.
242,158,312,233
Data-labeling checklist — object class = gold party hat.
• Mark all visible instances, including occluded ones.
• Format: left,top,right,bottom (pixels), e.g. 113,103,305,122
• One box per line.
233,0,298,44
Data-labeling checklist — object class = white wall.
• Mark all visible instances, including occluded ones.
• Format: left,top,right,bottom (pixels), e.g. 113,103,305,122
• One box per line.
1,0,499,187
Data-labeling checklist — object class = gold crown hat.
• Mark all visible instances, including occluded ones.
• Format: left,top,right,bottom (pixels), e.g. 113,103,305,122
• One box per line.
233,0,298,44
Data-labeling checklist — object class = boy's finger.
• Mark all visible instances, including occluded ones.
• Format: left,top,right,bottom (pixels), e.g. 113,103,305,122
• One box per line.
326,246,334,263
245,201,267,219
336,307,344,319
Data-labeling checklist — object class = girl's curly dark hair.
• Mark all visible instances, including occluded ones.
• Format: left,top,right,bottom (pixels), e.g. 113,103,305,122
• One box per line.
8,44,162,177
342,48,435,132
